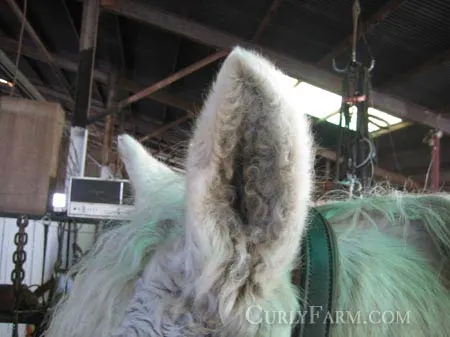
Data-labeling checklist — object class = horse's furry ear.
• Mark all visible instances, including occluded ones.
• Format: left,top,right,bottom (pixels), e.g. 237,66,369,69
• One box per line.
185,47,314,291
117,134,184,210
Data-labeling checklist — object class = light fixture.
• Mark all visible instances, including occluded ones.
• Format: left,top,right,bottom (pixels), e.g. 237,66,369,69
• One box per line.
52,192,66,209
280,74,402,132
0,78,13,87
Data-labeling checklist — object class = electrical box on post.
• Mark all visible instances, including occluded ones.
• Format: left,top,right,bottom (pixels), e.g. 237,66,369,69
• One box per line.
67,177,134,220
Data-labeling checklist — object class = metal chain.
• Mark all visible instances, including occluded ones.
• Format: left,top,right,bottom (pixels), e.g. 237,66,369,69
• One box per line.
54,221,66,274
11,215,28,291
11,215,29,337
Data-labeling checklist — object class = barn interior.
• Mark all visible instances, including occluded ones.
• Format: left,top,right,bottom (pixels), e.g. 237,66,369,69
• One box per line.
0,0,449,336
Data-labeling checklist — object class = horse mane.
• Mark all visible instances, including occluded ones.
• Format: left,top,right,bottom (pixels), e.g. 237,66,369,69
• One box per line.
44,186,450,336
317,191,450,282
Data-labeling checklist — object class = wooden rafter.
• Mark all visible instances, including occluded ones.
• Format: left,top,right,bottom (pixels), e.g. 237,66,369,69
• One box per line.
72,0,100,128
416,170,450,186
0,0,433,183
377,146,448,172
35,85,102,113
113,15,126,71
59,0,104,103
100,0,450,134
379,47,450,89
134,0,284,143
0,37,201,116
251,0,284,41
0,50,44,100
371,121,413,138
6,0,73,100
118,50,227,110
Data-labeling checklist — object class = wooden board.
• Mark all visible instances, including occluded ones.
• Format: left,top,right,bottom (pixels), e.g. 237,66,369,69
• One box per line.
0,97,65,216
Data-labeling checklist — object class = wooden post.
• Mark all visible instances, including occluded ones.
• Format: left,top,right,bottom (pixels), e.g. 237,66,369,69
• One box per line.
101,72,118,178
73,0,100,128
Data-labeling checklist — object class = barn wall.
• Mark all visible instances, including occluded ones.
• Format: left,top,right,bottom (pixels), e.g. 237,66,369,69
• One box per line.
0,217,96,337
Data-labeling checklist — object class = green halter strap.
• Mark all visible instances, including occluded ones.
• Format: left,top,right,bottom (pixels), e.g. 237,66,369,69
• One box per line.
291,207,339,337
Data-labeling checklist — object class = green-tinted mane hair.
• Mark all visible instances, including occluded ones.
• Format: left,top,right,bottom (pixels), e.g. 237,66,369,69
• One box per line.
313,192,450,337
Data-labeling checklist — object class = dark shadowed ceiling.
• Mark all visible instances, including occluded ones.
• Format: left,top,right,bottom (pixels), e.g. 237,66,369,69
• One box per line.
1,0,450,190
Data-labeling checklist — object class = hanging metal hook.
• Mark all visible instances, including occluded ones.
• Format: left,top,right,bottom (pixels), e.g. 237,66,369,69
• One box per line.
352,0,361,62
367,59,376,72
333,0,377,74
333,57,376,74
332,58,348,73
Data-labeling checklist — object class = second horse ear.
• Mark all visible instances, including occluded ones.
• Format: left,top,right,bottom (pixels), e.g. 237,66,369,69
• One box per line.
117,134,185,211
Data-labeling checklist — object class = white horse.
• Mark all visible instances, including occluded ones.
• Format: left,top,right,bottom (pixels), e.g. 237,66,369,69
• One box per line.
44,47,450,337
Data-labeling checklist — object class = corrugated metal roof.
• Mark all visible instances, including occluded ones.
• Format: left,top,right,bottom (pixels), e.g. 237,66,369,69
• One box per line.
389,60,450,110
367,0,450,86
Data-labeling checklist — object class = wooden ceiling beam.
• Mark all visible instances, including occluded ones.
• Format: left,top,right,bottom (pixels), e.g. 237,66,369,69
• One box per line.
316,0,406,67
113,15,126,71
0,36,109,82
72,0,101,128
0,36,199,113
35,85,103,112
122,0,285,131
117,50,227,110
377,146,450,171
412,170,450,185
101,0,450,135
133,0,287,143
0,50,45,100
370,121,413,138
5,0,74,100
119,78,198,113
59,0,104,104
251,0,284,41
379,47,450,89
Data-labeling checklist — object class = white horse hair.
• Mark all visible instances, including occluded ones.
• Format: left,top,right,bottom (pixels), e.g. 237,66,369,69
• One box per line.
44,47,450,337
